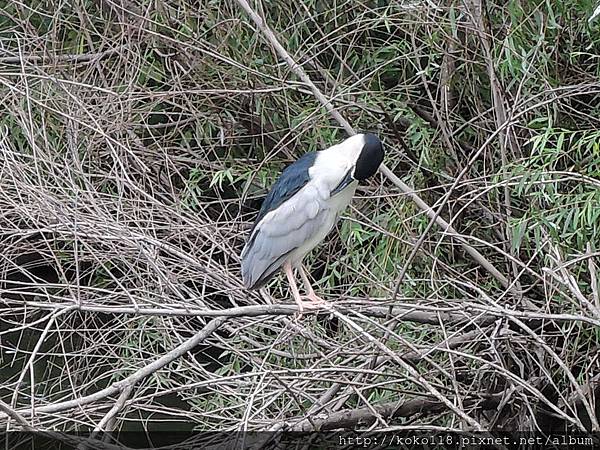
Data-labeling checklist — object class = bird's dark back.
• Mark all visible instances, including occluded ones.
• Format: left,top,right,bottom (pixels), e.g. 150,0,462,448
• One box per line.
250,151,318,233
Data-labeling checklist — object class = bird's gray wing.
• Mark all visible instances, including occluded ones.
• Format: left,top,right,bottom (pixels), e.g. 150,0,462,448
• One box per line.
250,152,317,233
241,184,327,289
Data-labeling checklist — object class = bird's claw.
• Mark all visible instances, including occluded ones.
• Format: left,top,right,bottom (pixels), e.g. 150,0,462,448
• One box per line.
292,295,329,320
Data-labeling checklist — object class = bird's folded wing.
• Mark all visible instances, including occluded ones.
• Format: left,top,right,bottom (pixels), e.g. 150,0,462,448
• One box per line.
249,151,317,233
241,184,327,289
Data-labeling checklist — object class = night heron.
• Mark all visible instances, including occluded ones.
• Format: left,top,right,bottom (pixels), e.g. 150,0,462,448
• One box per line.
241,133,384,311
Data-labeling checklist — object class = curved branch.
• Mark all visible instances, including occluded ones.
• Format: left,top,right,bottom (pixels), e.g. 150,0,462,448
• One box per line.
0,317,227,420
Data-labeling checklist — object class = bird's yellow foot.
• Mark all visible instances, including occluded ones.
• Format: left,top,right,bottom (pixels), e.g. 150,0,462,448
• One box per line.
301,292,328,306
294,299,320,312
292,296,326,319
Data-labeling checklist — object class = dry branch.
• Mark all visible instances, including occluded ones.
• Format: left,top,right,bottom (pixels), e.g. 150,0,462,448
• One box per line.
288,394,503,432
8,299,599,326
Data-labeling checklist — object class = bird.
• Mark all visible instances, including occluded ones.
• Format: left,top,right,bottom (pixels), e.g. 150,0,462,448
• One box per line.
241,133,384,311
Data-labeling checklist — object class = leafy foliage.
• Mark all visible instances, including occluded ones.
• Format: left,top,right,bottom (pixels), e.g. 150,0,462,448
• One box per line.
0,0,599,438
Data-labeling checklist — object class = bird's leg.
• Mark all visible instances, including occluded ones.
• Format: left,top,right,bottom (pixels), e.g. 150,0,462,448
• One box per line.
298,265,326,305
283,261,307,314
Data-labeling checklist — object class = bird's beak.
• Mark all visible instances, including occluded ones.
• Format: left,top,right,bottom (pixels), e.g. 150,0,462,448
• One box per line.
331,169,355,196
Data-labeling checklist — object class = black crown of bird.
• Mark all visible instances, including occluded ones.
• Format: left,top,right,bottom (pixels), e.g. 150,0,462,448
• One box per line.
241,133,384,313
